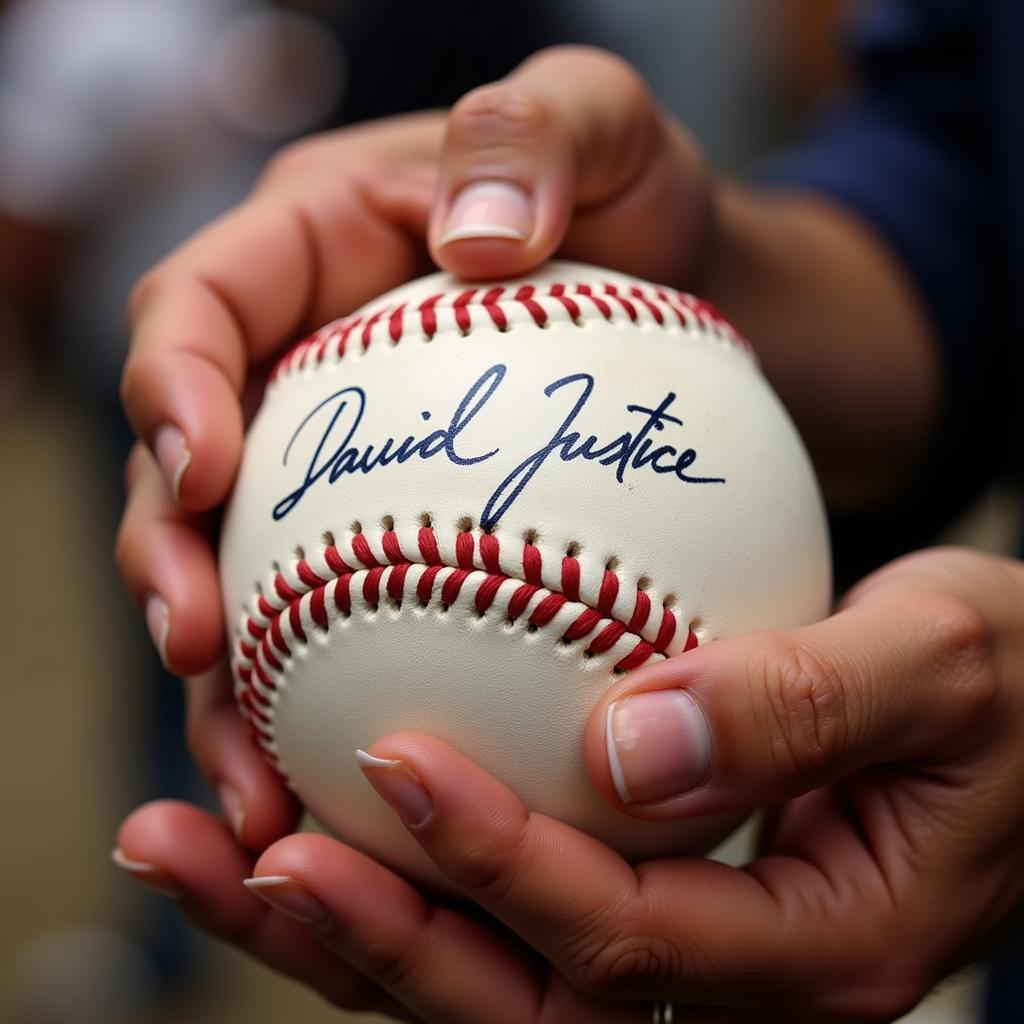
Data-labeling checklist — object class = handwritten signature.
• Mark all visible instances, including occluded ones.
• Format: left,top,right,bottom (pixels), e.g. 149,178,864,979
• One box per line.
271,364,725,528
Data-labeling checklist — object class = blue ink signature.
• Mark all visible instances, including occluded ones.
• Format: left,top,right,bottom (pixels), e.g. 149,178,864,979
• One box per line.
272,364,725,528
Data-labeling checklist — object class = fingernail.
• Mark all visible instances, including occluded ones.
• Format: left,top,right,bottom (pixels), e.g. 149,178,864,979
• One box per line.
606,690,712,803
218,782,245,842
153,423,191,501
438,180,532,246
355,750,434,827
111,848,184,899
144,592,170,669
243,876,331,930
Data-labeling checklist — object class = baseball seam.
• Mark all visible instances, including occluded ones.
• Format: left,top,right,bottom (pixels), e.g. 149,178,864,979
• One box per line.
270,279,750,384
232,517,700,770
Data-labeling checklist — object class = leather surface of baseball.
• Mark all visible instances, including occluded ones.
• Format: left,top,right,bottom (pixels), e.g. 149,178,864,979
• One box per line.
221,260,831,886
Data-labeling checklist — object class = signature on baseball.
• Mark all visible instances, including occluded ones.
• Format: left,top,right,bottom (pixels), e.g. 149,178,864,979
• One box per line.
271,364,726,528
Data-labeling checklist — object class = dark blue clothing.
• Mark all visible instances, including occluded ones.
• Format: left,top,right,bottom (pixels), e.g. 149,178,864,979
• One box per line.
763,0,1021,585
764,2,1022,1019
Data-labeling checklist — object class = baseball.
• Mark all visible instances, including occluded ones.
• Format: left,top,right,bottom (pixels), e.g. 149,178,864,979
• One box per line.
220,260,831,886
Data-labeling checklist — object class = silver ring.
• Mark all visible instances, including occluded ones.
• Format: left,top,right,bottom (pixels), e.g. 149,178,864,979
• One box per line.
652,1001,675,1024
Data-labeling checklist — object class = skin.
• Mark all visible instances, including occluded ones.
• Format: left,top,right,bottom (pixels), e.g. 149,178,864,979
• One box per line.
113,47,1024,1022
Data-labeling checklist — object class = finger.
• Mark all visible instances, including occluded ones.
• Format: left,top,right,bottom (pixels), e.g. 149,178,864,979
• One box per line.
113,801,410,1019
115,444,223,674
583,563,996,819
116,446,298,847
122,118,441,509
249,832,647,1024
185,667,300,850
430,45,707,284
355,734,923,1016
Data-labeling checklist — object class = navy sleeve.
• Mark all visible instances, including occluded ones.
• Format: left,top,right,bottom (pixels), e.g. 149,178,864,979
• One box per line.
757,0,1015,583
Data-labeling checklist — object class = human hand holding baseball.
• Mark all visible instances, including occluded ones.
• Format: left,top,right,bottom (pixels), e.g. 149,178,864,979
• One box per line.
113,44,1024,1022
117,546,1024,1021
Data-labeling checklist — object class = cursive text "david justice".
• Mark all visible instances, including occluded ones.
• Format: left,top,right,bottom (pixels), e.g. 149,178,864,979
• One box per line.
271,364,725,528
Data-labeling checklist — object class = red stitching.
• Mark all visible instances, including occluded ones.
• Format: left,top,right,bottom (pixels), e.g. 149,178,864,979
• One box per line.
232,523,703,771
269,279,749,382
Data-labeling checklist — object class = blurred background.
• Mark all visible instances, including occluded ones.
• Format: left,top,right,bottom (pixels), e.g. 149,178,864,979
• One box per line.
0,1,1015,1021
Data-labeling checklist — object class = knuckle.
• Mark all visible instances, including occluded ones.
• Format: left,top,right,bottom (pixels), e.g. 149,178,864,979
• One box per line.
448,84,554,152
927,596,997,720
259,136,323,185
567,925,682,998
757,635,848,785
126,264,166,326
446,814,530,901
363,935,422,992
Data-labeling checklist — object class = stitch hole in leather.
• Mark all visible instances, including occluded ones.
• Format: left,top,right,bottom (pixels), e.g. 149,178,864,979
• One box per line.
662,593,677,608
322,530,336,547
565,540,581,557
381,514,395,531
527,623,539,634
605,556,620,572
351,520,363,535
636,575,651,592
523,527,539,545
293,546,305,560
419,511,433,528
457,515,474,532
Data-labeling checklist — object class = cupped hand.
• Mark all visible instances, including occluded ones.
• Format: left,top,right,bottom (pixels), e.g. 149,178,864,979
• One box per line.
116,547,1024,1021
114,45,711,849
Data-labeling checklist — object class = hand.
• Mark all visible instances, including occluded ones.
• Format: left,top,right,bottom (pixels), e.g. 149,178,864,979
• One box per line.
114,45,713,851
116,547,1024,1021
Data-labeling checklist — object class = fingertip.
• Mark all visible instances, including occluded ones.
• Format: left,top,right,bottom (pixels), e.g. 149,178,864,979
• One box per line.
123,347,244,512
361,730,466,781
116,799,232,880
188,698,302,849
431,236,554,282
428,82,575,281
362,731,526,829
253,831,353,879
155,528,226,675
165,378,244,513
252,831,419,922
118,450,226,676
227,761,302,852
584,656,722,821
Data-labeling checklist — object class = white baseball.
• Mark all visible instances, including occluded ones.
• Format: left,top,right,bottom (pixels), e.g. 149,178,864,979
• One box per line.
221,260,831,886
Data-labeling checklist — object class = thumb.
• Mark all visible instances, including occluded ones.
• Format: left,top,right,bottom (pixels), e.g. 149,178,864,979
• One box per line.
429,44,709,284
583,566,994,819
